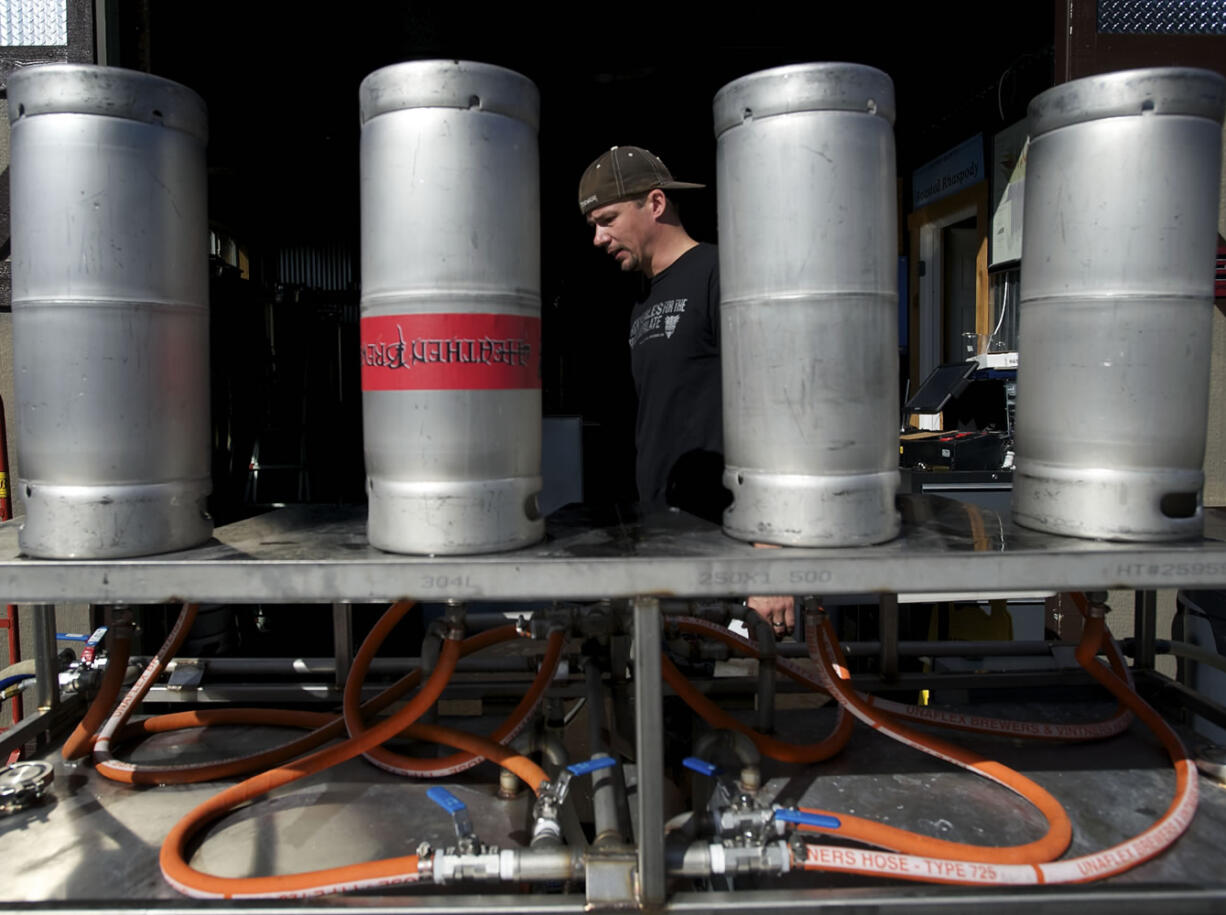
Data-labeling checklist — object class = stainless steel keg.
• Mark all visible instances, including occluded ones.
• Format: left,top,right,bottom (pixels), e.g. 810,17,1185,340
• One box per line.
9,65,212,558
359,60,543,554
1013,68,1226,541
714,63,901,546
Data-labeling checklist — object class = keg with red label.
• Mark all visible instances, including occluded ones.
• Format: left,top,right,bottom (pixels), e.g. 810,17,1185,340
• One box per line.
359,61,544,554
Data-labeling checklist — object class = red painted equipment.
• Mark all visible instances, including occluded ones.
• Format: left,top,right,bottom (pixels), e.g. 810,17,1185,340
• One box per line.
0,394,22,725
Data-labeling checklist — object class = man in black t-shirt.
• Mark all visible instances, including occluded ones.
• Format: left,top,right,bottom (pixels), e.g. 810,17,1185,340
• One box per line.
578,146,724,520
578,146,794,633
626,241,724,519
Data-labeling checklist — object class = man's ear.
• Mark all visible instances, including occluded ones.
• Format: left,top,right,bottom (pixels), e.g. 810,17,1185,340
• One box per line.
647,188,668,219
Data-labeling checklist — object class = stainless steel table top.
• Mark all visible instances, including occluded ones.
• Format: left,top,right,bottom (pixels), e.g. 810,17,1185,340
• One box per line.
1,496,1225,604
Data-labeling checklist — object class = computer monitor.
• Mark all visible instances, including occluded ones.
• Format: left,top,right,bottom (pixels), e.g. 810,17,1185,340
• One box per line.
903,362,977,415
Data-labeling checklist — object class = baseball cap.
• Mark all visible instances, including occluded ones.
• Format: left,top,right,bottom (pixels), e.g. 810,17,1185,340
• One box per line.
577,146,705,215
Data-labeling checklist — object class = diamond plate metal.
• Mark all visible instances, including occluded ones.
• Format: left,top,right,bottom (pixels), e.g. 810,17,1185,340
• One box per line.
1098,0,1226,34
0,0,67,46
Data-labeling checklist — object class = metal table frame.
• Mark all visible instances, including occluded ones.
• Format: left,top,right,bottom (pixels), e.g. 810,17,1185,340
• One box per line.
4,495,1226,910
4,499,1226,604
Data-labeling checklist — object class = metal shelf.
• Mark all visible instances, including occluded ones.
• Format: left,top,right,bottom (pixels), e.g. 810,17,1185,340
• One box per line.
4,495,1225,911
2,495,1225,604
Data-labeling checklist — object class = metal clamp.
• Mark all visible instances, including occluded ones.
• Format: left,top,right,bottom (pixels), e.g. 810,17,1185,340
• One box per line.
0,761,54,814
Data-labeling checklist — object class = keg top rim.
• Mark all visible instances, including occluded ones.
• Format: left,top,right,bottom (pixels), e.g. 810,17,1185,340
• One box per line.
1029,67,1226,136
7,63,208,140
359,59,540,130
713,62,895,135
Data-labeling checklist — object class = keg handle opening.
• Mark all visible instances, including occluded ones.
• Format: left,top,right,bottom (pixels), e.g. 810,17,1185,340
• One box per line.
1159,492,1199,519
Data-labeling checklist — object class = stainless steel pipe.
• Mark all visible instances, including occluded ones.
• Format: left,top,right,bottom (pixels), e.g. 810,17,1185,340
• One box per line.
584,660,629,848
1013,67,1226,541
358,60,544,554
714,63,901,546
8,65,212,558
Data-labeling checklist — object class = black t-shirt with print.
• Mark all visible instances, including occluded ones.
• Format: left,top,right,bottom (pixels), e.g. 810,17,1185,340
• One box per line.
628,242,729,522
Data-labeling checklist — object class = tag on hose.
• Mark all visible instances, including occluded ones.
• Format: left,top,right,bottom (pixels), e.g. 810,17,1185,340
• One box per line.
567,755,616,777
426,786,466,814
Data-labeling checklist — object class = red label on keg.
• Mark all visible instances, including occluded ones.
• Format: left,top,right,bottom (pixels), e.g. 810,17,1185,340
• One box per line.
360,313,541,391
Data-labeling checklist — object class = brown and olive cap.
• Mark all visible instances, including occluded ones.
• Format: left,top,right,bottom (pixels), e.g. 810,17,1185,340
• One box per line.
578,145,704,215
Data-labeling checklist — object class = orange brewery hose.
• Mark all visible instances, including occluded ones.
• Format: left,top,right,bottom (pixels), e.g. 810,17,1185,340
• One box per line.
790,610,1198,885
660,652,853,764
159,633,461,898
159,599,556,899
91,603,200,776
90,601,422,784
84,606,541,784
796,613,1074,864
674,614,1132,742
667,616,855,762
670,614,1071,864
348,626,566,778
62,625,132,760
162,707,553,899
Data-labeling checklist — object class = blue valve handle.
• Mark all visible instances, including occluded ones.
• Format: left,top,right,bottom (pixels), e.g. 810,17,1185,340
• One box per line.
775,808,841,830
682,757,721,778
426,787,467,815
567,756,617,777
85,626,108,647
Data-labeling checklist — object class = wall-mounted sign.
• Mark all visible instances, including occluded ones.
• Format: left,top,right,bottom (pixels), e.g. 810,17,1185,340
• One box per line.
912,134,985,210
990,119,1029,267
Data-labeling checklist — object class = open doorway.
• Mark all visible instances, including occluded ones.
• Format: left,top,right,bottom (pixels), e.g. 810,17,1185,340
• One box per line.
907,182,990,390
943,215,979,363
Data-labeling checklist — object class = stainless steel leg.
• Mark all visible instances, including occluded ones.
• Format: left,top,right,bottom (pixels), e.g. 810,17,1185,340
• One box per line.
585,659,629,847
632,595,665,905
879,592,899,681
31,604,58,712
742,612,777,735
332,602,353,689
1134,589,1157,671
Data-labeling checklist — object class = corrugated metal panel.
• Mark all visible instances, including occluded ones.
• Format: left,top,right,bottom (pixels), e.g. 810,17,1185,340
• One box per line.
0,0,67,46
275,242,355,292
1098,0,1226,34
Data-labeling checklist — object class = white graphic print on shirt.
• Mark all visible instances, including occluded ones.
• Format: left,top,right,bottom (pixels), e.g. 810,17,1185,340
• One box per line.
628,298,687,348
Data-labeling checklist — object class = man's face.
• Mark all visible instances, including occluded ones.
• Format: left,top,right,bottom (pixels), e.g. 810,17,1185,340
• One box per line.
587,196,653,273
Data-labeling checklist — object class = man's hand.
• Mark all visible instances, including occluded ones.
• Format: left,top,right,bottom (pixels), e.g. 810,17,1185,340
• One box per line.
747,595,795,636
747,541,794,636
